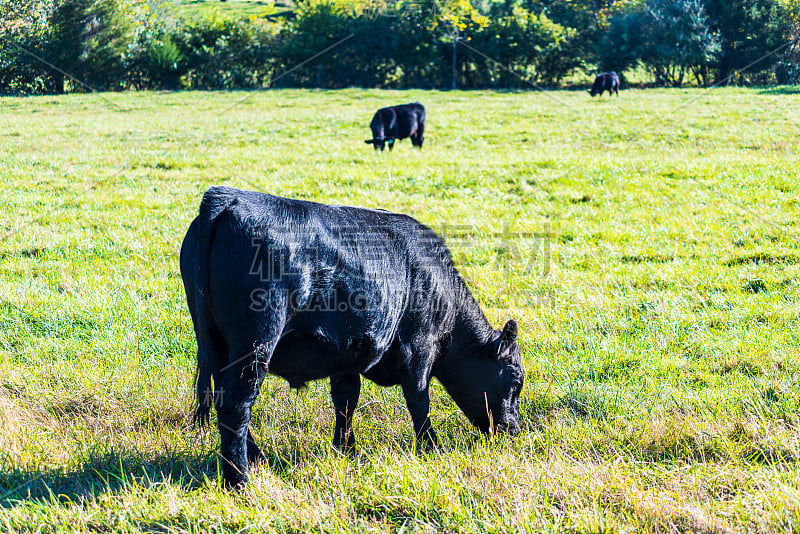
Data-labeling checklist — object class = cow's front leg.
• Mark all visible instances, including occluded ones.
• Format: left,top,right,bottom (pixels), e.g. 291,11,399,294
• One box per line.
330,373,360,450
387,139,395,151
217,359,268,489
401,381,437,450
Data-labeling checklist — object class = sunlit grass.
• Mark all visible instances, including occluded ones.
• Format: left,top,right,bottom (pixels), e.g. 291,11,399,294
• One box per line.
171,0,295,20
1,87,799,532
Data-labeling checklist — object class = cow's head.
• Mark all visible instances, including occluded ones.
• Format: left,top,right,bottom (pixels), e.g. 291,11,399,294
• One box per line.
443,320,524,435
365,138,386,151
588,88,597,97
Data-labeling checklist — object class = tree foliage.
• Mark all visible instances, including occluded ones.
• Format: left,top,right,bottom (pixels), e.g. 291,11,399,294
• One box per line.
0,0,58,94
641,0,720,86
705,0,792,83
0,0,798,94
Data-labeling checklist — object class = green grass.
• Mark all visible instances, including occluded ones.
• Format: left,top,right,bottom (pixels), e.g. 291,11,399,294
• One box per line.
1,87,799,533
168,0,294,20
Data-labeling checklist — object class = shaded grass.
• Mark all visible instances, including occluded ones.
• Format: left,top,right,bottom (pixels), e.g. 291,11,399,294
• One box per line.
0,87,799,532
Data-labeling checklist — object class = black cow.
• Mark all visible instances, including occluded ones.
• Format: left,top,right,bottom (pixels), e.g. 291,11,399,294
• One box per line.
180,186,524,488
364,102,425,151
589,72,620,97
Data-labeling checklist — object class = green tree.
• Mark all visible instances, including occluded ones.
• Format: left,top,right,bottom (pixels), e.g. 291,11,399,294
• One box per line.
49,0,133,92
642,0,720,86
538,0,628,69
471,6,576,86
705,0,791,83
596,4,648,75
431,0,489,89
175,10,274,89
1,0,54,93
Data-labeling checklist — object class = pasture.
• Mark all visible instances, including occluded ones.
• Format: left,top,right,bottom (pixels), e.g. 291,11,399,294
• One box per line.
171,0,295,19
1,87,799,533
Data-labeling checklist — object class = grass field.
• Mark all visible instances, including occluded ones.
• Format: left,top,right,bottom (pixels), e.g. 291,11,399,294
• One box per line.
1,87,799,533
168,0,295,19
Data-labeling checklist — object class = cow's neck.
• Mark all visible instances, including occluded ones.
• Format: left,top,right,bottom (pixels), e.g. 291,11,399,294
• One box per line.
446,291,495,359
433,291,498,424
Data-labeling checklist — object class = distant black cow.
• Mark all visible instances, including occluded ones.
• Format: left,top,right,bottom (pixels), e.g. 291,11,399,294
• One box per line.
589,72,620,97
181,186,524,488
364,102,425,151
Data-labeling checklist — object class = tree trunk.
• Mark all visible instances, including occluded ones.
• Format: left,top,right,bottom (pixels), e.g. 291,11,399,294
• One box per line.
54,73,65,95
451,35,457,90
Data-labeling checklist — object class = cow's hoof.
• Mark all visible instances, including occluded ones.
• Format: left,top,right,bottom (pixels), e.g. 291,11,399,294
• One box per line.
333,435,357,454
222,474,248,491
247,443,266,466
221,465,249,490
414,431,438,454
415,442,437,454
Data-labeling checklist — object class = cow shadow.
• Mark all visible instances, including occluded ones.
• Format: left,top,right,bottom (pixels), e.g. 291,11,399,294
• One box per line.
0,451,215,508
758,86,800,95
0,445,303,508
1,426,488,509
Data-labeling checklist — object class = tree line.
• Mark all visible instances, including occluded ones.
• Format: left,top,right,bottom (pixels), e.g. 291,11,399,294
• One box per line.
1,0,799,95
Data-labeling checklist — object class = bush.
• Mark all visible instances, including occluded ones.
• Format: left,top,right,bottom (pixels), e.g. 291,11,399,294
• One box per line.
273,0,407,88
773,61,800,84
146,36,183,89
470,7,577,87
0,24,59,95
173,11,276,89
274,0,576,89
0,0,59,94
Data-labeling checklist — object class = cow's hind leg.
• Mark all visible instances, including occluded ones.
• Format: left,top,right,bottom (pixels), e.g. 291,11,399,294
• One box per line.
412,123,425,148
216,343,273,489
330,373,360,450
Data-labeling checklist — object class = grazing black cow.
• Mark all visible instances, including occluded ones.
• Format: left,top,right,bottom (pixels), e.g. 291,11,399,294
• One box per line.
180,186,524,488
589,72,620,97
364,102,425,151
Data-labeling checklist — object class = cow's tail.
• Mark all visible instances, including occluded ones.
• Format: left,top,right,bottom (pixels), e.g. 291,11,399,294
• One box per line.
192,186,238,427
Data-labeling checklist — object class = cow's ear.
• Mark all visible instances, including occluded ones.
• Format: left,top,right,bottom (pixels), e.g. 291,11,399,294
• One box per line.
496,320,518,357
502,320,517,343
365,139,373,144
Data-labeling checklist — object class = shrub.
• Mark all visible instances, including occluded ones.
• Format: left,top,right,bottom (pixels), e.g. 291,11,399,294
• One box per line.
272,0,399,88
173,10,276,89
146,36,183,89
0,0,59,94
469,7,577,87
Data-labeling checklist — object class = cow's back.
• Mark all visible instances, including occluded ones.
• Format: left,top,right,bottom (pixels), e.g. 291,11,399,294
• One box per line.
394,103,424,138
602,72,619,89
195,187,457,384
